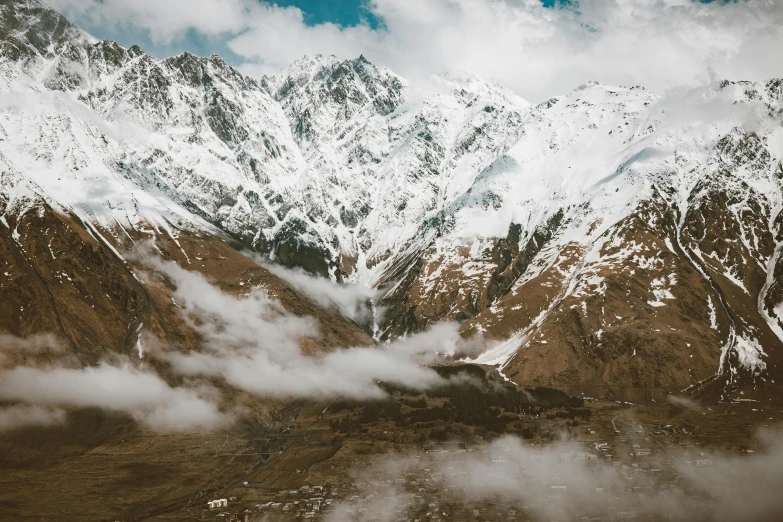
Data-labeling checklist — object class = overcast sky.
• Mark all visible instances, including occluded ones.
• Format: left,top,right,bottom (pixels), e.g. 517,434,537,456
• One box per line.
43,0,783,102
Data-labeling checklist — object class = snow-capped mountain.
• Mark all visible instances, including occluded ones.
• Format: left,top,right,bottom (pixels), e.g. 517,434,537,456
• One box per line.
1,0,782,400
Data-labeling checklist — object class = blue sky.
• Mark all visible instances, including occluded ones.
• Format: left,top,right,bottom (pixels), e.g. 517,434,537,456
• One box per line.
272,0,380,26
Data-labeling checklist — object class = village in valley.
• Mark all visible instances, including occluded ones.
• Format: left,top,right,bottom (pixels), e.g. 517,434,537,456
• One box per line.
190,379,763,522
200,430,711,522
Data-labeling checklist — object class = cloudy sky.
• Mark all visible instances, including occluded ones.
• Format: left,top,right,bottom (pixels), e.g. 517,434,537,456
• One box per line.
44,0,783,101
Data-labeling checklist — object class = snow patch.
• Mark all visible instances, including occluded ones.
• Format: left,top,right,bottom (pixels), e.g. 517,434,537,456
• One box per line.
707,296,718,330
647,276,675,307
734,335,766,375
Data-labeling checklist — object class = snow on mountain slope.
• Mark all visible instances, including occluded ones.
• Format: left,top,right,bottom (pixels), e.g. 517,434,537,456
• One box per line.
263,55,531,282
1,0,531,280
2,0,783,399
380,79,783,399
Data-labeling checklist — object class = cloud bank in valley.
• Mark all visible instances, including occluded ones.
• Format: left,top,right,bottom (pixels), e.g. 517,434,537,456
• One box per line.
45,0,783,101
0,364,230,432
0,251,466,433
0,330,230,432
331,429,783,521
143,256,458,399
0,404,66,432
256,255,379,325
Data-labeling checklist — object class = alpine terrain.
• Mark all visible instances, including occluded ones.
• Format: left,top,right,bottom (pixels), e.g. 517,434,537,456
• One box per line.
2,0,783,402
2,0,783,520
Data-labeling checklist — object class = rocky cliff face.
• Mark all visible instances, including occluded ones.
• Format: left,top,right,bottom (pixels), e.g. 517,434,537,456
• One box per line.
1,0,782,400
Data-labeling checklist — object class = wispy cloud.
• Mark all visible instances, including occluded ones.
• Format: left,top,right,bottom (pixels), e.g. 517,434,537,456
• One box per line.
255,255,379,325
141,254,457,399
0,247,471,432
0,404,67,432
333,429,783,521
666,394,703,412
0,332,65,353
0,363,230,432
46,0,251,41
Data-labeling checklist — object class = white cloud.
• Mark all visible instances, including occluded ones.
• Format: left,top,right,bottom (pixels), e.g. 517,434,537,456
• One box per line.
0,364,230,432
256,256,379,324
140,255,458,399
45,0,253,41
0,250,467,432
0,332,67,358
0,404,66,432
666,393,703,412
0,331,80,370
45,0,783,101
333,429,783,521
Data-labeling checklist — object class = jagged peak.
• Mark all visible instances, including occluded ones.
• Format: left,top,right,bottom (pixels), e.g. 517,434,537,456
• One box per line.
269,53,405,113
94,38,123,50
0,0,92,58
274,53,402,86
574,79,601,90
261,53,337,95
571,80,652,94
164,50,228,69
570,80,640,96
342,54,385,72
173,50,199,60
340,55,406,89
0,0,48,13
280,54,341,80
535,96,562,111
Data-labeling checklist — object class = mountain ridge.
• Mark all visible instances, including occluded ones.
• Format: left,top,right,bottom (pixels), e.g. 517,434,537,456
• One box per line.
1,0,783,401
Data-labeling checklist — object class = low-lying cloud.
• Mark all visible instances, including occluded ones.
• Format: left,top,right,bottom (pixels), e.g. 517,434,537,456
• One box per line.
258,257,379,326
0,249,469,433
331,428,783,521
0,363,229,432
143,255,458,399
0,404,66,432
666,394,703,412
0,332,71,367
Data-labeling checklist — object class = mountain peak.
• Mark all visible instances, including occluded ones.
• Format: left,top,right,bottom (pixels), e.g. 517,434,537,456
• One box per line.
0,0,88,60
271,52,405,117
283,53,340,75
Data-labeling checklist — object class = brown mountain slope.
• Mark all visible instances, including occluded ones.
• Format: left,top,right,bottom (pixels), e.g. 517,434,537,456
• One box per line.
369,125,783,403
0,190,372,363
0,174,374,521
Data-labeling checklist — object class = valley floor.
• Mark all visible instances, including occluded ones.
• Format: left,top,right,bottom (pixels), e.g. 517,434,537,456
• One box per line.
1,367,779,522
